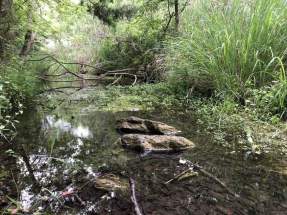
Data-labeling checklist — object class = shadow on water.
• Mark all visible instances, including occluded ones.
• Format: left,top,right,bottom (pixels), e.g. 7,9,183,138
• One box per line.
1,104,287,214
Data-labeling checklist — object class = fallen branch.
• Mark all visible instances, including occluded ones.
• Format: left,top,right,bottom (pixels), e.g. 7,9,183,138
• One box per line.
129,178,143,215
30,55,140,86
29,55,86,79
29,55,135,74
37,76,81,83
44,72,67,77
38,72,137,84
38,86,81,94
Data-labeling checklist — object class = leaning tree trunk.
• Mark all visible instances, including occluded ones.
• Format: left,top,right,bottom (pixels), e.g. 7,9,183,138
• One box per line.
174,0,179,32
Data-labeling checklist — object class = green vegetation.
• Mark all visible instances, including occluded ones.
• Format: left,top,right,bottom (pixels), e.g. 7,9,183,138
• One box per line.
1,0,286,143
1,1,287,213
167,0,287,117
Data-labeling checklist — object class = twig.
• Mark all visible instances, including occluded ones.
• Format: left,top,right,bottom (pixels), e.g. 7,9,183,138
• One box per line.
10,170,20,199
193,164,239,198
20,145,40,188
30,55,140,86
29,55,84,79
37,86,82,95
37,76,81,83
129,178,143,215
164,163,239,198
44,72,67,77
44,86,81,90
74,194,86,206
110,75,123,85
165,168,194,184
180,0,190,14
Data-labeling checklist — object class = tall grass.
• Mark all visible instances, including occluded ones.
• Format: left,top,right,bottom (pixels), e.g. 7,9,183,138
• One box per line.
167,0,287,102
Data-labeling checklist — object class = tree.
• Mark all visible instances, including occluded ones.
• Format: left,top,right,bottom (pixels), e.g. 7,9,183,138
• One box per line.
0,0,13,57
19,9,36,57
174,0,179,31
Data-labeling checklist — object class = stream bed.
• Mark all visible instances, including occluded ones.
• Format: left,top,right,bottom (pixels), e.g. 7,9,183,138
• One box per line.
1,92,287,214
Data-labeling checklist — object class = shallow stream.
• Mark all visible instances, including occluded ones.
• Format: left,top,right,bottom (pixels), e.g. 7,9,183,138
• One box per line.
1,92,287,214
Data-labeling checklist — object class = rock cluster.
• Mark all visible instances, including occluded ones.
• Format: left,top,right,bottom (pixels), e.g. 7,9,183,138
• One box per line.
92,117,195,195
117,116,195,153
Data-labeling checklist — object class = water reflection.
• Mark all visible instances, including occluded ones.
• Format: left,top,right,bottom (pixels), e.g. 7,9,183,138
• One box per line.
43,115,93,139
4,107,287,215
20,186,34,212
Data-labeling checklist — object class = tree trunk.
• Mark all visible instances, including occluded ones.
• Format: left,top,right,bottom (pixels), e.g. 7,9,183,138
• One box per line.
0,0,13,58
0,0,12,15
174,0,179,32
19,7,36,57
19,29,36,57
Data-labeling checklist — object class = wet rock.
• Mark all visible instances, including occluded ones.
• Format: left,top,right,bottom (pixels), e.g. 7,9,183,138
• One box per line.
94,174,128,192
117,116,181,135
119,134,195,153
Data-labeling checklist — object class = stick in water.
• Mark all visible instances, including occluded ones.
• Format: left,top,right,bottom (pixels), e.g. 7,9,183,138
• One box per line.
129,178,143,215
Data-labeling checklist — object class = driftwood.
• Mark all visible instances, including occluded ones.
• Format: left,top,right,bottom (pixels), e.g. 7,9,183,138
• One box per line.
129,178,143,215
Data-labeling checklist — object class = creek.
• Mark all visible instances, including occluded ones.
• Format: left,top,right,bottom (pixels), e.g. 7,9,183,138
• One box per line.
1,89,287,214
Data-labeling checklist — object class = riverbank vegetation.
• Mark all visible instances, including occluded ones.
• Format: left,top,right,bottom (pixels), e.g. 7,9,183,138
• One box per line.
1,0,287,147
1,0,287,214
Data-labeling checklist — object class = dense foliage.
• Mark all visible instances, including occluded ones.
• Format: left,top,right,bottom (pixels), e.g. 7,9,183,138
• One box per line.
1,0,287,138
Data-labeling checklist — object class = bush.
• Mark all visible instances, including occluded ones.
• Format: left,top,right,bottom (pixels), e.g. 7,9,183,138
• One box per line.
167,0,287,114
97,1,170,82
0,57,44,136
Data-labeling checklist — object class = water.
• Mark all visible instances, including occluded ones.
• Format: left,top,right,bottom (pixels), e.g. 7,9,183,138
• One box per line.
1,100,287,214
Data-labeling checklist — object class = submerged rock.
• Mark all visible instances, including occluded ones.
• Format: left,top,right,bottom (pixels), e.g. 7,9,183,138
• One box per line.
117,116,181,135
94,174,128,192
119,134,195,153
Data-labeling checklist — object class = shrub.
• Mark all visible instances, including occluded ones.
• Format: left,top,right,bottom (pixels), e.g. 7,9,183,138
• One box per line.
97,1,172,82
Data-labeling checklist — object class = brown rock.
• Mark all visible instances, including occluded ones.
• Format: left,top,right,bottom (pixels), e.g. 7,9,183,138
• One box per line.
94,174,128,192
119,134,195,153
117,116,181,135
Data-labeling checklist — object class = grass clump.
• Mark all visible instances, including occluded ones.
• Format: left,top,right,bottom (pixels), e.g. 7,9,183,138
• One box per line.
167,0,287,117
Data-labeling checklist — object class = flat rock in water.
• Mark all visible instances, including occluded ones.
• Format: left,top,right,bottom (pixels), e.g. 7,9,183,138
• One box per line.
119,134,195,153
94,174,128,192
117,116,181,135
